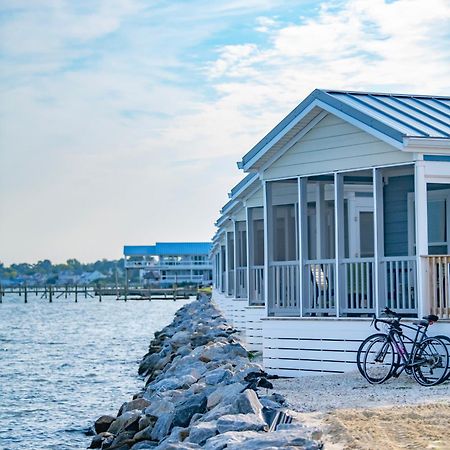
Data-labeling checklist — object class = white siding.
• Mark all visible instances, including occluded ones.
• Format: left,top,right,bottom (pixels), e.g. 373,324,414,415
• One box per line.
263,113,414,180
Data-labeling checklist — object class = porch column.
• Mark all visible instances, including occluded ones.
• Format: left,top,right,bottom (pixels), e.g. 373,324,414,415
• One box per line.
373,168,384,314
298,177,307,317
263,181,272,316
233,219,238,299
415,161,429,318
334,173,344,318
316,183,326,258
245,206,251,304
225,232,230,296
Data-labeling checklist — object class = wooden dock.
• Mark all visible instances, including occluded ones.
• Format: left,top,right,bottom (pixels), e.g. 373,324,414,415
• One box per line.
0,284,199,303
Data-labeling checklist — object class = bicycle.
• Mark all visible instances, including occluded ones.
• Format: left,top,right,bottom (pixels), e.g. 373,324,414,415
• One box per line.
357,307,450,386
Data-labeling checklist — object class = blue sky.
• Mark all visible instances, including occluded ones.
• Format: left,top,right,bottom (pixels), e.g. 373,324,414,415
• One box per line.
1,0,449,264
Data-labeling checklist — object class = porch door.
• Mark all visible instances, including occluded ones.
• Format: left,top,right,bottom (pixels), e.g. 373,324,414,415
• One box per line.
349,197,374,258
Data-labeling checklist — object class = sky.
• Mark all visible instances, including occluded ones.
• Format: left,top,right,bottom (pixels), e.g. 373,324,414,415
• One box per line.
1,0,450,264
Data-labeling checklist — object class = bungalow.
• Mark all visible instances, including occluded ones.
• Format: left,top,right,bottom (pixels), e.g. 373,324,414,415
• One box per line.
211,89,450,376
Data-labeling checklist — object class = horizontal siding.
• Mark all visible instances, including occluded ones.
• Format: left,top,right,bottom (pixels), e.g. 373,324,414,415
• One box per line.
246,188,263,208
264,113,413,179
245,306,265,351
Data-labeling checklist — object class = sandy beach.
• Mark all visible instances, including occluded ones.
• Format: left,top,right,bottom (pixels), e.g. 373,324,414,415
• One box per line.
273,371,450,449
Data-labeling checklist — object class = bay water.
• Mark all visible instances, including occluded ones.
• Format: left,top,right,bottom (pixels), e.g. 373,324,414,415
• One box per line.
0,294,191,449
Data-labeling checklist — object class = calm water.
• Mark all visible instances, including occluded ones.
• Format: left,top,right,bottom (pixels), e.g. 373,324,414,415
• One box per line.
0,294,191,450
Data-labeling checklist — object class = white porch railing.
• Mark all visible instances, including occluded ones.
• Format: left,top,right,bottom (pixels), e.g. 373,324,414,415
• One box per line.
249,265,264,305
227,270,235,296
382,256,417,314
341,258,375,315
268,261,300,315
425,255,450,319
235,267,247,298
303,259,336,315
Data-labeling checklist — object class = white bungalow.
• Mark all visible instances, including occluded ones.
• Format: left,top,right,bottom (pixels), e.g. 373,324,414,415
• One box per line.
211,89,450,376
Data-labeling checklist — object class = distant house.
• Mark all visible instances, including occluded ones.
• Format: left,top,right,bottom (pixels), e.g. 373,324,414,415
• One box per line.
124,242,212,286
211,89,450,376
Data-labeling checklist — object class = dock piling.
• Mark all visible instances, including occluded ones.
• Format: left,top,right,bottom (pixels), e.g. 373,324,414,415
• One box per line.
49,286,53,303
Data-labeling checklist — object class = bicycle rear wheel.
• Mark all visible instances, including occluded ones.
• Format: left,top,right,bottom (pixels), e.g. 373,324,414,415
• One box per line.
412,337,449,386
363,335,396,384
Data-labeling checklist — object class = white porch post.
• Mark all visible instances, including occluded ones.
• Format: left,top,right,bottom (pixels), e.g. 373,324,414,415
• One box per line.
245,205,251,304
334,173,344,317
415,161,429,318
263,181,271,316
225,231,230,296
373,168,384,314
316,183,326,259
298,177,307,317
233,219,238,299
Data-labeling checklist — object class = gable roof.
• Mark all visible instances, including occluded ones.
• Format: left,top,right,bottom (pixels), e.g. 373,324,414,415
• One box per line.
238,89,450,171
124,242,211,256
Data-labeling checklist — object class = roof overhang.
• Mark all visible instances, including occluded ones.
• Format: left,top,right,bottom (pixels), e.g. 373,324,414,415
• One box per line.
238,89,413,172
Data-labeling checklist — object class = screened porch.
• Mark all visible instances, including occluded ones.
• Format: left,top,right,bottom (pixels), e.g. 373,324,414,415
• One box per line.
266,164,426,318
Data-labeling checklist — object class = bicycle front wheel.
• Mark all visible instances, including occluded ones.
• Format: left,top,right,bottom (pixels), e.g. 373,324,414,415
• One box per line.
356,333,389,378
363,336,396,384
434,334,450,382
412,337,449,386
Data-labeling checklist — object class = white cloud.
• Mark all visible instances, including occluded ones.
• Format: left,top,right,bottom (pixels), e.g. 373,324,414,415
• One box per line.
1,0,449,263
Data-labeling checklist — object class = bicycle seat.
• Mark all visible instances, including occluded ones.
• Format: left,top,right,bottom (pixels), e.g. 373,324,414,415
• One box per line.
413,319,430,327
423,314,439,322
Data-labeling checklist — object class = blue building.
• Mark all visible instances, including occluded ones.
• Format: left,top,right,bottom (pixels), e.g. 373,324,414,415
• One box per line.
124,242,212,286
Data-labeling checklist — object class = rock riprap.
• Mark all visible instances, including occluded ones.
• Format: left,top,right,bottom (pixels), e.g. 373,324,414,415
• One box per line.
90,296,322,449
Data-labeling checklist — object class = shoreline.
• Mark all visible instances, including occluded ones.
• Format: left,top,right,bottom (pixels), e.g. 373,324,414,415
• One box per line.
90,296,322,449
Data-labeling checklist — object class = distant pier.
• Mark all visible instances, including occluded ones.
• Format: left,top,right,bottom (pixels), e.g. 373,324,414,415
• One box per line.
0,284,199,303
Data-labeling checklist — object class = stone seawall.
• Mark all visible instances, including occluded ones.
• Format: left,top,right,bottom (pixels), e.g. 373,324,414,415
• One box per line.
90,296,322,449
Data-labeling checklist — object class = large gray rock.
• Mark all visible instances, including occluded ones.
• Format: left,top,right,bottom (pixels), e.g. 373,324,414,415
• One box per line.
107,410,141,435
154,442,201,450
119,398,150,415
172,393,207,428
203,431,261,450
151,412,174,441
130,441,157,449
216,414,268,434
203,367,233,385
187,421,218,445
144,398,175,417
225,429,322,449
233,389,263,416
94,415,116,434
207,382,246,409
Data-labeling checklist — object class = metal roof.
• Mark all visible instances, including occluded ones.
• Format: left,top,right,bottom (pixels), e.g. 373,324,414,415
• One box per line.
124,242,212,256
229,173,258,198
239,89,450,170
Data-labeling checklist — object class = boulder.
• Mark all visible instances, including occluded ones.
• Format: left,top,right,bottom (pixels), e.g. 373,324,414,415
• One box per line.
130,442,157,450
202,431,261,450
119,398,151,416
187,421,218,445
216,414,268,434
150,412,174,441
144,399,174,417
94,415,116,434
233,389,263,416
207,382,245,409
172,393,207,428
108,411,142,435
89,432,113,449
203,367,233,385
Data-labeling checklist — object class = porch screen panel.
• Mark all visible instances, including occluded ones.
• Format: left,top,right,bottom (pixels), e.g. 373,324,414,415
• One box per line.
235,221,247,298
226,232,235,296
303,177,336,317
340,171,375,316
267,179,300,316
249,207,264,305
381,169,417,316
220,245,226,293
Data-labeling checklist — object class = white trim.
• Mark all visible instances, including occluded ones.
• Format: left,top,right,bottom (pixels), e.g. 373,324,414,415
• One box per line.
403,138,450,151
262,161,415,183
373,168,383,315
263,181,270,317
243,102,321,170
415,161,429,318
258,111,328,173
298,177,306,317
334,173,344,318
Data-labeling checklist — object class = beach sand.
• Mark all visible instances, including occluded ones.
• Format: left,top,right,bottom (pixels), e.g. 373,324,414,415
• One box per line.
272,371,450,449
